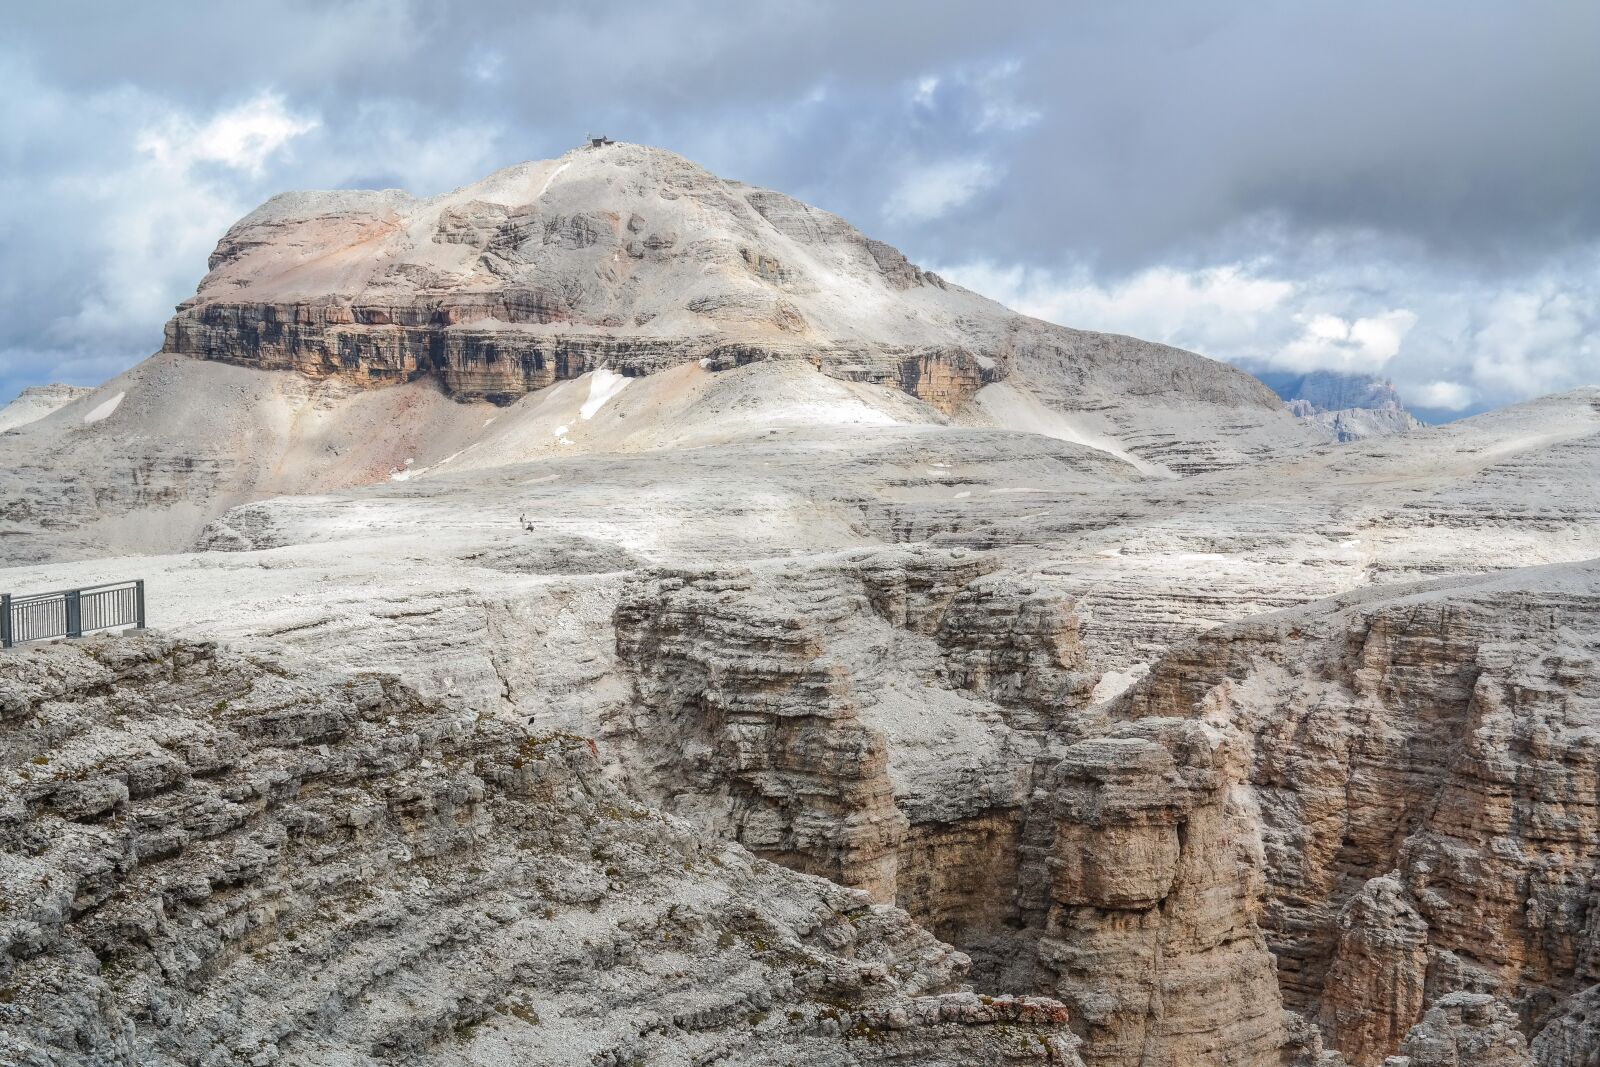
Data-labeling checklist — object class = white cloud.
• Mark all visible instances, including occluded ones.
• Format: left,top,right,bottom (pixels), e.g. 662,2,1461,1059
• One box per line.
1465,285,1597,398
937,255,1600,418
137,93,318,177
471,50,506,84
884,157,997,222
939,261,1422,396
969,59,1041,131
938,260,1293,354
1412,380,1476,410
1274,308,1417,373
908,59,1041,132
50,93,319,351
938,247,1599,418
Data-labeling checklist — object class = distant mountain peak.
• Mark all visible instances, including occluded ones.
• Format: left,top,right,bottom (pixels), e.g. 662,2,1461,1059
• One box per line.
1258,369,1424,442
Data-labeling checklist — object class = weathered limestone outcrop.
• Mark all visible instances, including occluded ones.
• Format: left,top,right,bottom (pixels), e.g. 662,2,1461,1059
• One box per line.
1092,561,1600,1065
0,634,1081,1066
611,548,1090,947
1024,723,1306,1067
1317,876,1431,1055
1527,985,1600,1065
1384,993,1534,1067
614,562,912,901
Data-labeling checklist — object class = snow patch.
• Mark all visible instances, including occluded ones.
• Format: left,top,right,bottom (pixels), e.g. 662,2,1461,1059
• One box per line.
1091,664,1149,704
580,369,631,420
83,392,125,425
536,161,571,200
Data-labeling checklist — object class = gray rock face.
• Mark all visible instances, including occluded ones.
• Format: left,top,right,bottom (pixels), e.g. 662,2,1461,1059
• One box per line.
1527,984,1600,1066
1297,403,1427,442
1384,993,1534,1067
1085,561,1600,1065
0,384,93,434
1275,373,1426,442
610,548,1083,942
1030,723,1301,1067
3,145,1600,1067
0,634,1080,1066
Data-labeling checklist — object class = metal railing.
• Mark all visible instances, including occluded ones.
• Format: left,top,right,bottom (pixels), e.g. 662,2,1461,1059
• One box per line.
1,580,145,648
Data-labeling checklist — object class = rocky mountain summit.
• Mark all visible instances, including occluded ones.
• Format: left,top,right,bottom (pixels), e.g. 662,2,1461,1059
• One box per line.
1267,370,1408,413
166,142,1292,439
2,144,1598,1066
0,144,1322,566
1271,372,1427,442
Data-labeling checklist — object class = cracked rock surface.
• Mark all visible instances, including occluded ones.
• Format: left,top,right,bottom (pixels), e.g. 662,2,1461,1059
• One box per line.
0,635,1080,1066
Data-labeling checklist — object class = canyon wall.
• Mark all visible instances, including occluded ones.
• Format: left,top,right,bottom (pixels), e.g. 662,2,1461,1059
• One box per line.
1097,562,1600,1065
0,634,1081,1066
610,548,1089,929
607,552,1600,1066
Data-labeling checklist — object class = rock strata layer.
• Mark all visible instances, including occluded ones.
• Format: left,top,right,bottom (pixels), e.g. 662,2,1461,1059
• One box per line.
1082,561,1600,1065
611,548,1085,944
0,635,1080,1066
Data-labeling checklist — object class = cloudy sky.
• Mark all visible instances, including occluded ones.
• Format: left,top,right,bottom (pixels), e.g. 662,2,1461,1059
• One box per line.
3,1,1596,420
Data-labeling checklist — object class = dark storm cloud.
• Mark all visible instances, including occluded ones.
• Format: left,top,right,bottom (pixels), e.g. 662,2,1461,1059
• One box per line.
2,0,1596,414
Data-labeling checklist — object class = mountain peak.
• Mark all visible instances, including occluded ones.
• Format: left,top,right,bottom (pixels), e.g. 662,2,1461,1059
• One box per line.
185,141,977,367
158,148,1313,469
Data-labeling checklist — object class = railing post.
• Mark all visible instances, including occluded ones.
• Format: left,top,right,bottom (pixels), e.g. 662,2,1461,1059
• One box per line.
134,580,146,630
1,594,11,649
66,590,82,639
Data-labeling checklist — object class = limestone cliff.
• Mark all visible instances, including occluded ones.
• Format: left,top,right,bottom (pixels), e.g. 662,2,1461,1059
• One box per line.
0,634,1081,1066
1092,560,1600,1065
610,548,1086,949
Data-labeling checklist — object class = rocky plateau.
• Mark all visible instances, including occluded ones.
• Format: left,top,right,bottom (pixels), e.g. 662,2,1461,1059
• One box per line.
2,142,1598,1066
